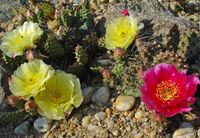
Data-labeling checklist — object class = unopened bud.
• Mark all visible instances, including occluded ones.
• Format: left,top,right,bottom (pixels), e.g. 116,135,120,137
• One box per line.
113,47,125,60
26,49,35,61
25,100,37,113
54,9,60,19
121,9,129,16
102,68,111,80
7,95,20,106
27,10,33,17
137,69,144,80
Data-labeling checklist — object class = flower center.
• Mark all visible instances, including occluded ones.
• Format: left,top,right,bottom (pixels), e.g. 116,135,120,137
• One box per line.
120,32,126,38
155,80,180,103
13,35,24,45
49,88,69,105
24,73,41,90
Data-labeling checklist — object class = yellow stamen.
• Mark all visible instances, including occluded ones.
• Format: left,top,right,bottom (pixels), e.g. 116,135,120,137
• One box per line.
155,80,180,103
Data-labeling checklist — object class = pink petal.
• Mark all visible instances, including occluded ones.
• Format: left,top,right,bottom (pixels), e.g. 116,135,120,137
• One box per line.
184,74,200,97
158,97,196,117
153,63,178,82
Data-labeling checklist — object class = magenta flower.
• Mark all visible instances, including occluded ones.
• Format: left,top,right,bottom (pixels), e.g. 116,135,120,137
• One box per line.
121,9,129,16
140,63,200,117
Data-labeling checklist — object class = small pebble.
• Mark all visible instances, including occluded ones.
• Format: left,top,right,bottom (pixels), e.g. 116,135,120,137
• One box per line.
105,108,111,117
123,111,128,116
112,130,119,136
173,122,196,138
82,116,92,128
82,87,95,105
115,96,135,111
126,126,131,131
15,121,30,135
135,110,144,119
34,117,52,133
150,130,157,138
95,112,107,121
92,87,110,105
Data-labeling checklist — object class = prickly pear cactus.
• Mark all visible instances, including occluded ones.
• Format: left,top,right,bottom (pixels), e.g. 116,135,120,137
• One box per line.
78,3,94,31
177,30,191,58
161,23,180,51
153,50,187,69
66,63,87,79
44,34,64,57
0,109,27,125
2,55,24,71
187,31,200,60
57,7,77,27
75,45,88,65
36,2,55,19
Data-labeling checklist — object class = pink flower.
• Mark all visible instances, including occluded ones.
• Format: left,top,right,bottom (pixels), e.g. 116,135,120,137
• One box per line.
140,63,200,117
121,9,129,16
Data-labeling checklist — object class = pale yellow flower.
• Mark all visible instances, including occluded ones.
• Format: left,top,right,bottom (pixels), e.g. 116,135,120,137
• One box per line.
0,22,43,57
105,16,139,50
35,70,83,120
10,60,54,100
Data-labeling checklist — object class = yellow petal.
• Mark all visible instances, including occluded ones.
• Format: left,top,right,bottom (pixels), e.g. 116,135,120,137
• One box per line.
105,16,139,50
35,70,83,120
0,21,43,57
10,60,54,100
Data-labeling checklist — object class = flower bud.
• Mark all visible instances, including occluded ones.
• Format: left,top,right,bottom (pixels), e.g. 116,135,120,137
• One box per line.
101,68,111,80
7,95,20,106
27,10,33,18
113,47,125,60
54,9,60,19
121,9,129,16
25,100,37,113
25,49,35,61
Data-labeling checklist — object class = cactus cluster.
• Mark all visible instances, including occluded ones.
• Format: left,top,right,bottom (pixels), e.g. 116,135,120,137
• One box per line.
177,29,191,58
57,2,94,32
0,109,27,125
36,2,55,20
75,45,88,65
57,7,77,27
44,34,64,57
153,50,187,69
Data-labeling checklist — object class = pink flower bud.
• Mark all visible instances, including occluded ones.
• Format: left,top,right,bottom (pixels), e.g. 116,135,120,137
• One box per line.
113,47,125,60
54,9,60,19
25,100,37,113
101,68,111,80
137,69,144,80
64,111,72,117
7,95,21,106
27,10,33,17
26,50,35,61
121,9,129,16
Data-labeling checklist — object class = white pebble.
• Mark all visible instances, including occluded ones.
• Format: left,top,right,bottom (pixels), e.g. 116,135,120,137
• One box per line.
173,122,196,138
115,96,135,111
34,117,52,133
95,112,107,121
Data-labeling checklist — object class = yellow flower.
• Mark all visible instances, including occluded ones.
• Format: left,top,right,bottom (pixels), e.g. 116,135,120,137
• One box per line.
35,70,83,120
10,60,54,100
0,22,43,57
105,16,139,50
